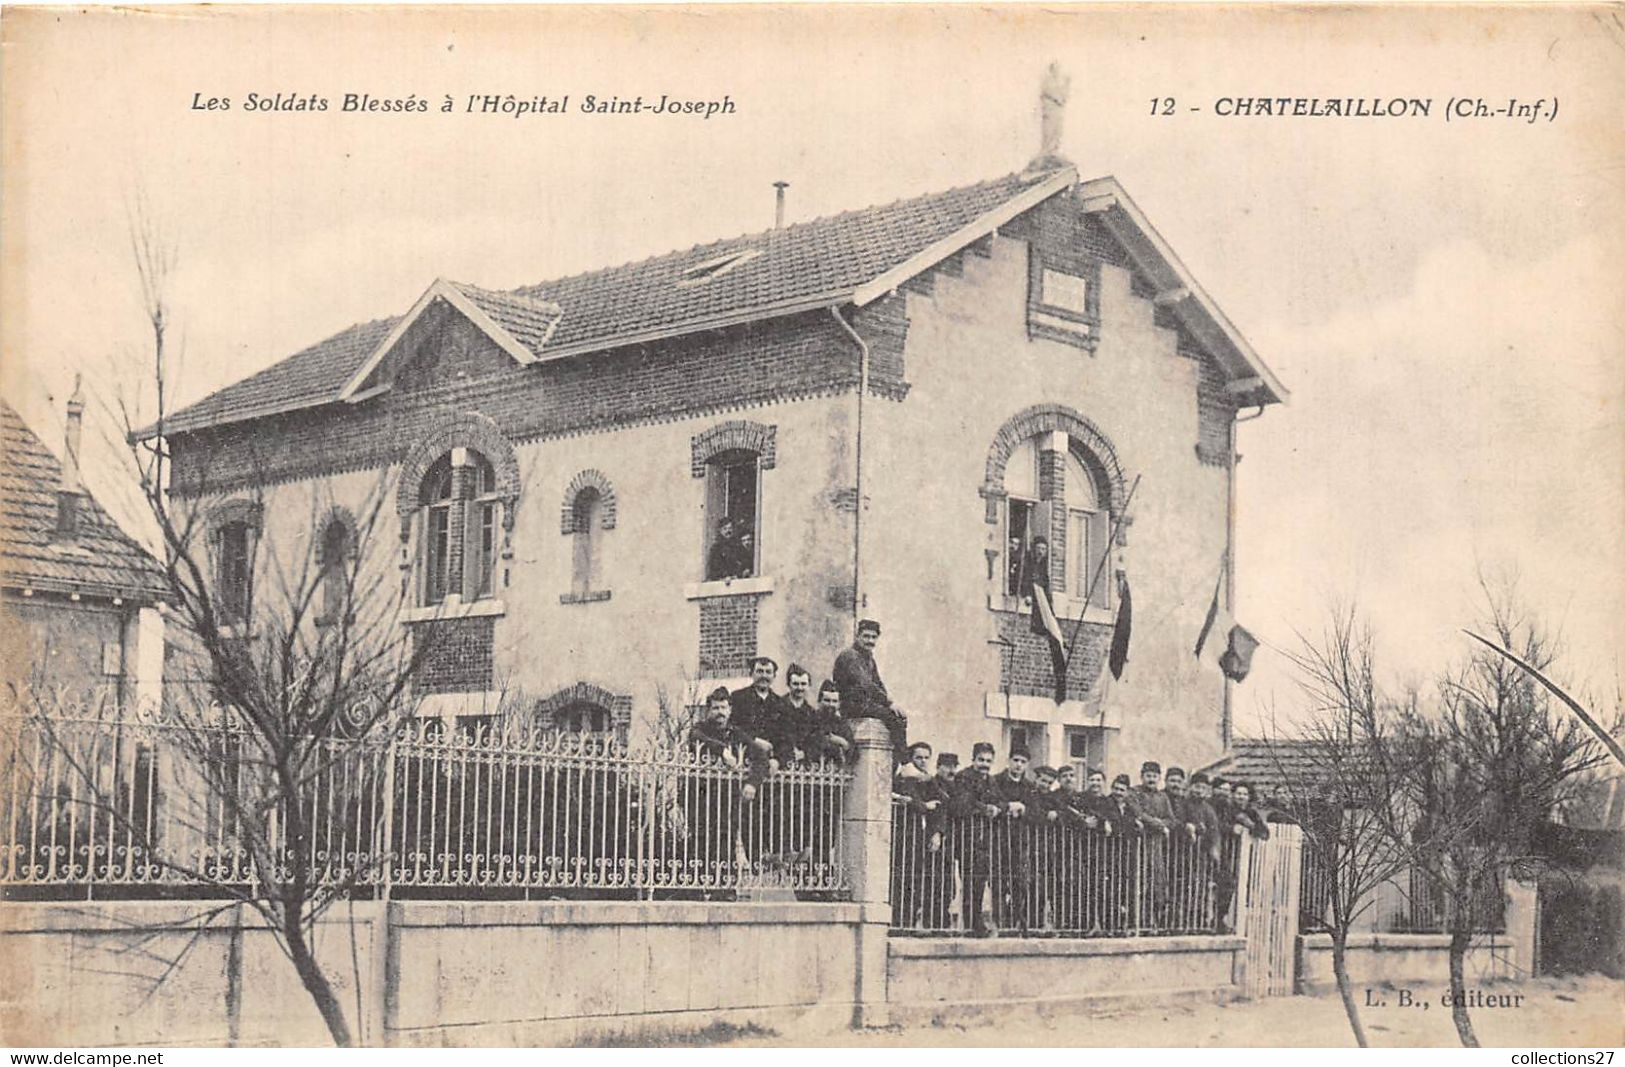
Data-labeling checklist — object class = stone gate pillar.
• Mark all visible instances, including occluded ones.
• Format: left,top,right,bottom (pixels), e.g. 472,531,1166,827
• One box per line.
842,717,893,1027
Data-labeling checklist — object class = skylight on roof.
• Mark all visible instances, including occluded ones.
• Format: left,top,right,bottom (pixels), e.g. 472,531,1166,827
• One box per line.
678,249,760,286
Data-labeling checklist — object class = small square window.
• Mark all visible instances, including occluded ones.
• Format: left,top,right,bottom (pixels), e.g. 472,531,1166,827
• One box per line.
1041,268,1089,315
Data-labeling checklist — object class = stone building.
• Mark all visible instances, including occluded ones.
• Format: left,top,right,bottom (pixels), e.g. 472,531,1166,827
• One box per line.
153,141,1284,773
1,390,167,709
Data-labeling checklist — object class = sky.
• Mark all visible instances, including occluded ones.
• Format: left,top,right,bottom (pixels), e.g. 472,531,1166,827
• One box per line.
3,5,1622,734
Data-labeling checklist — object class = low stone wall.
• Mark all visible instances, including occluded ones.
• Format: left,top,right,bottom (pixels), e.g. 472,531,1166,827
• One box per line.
1296,932,1519,995
886,935,1247,1025
386,900,864,1045
0,899,864,1047
0,901,386,1047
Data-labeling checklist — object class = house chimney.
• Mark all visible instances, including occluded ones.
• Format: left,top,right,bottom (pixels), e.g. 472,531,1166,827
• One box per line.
55,375,84,540
773,181,789,229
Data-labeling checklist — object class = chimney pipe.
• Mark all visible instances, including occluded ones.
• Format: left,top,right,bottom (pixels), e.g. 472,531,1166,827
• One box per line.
55,375,85,540
773,181,789,229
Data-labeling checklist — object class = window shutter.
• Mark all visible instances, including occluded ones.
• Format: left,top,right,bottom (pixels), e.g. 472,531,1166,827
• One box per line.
1087,510,1111,609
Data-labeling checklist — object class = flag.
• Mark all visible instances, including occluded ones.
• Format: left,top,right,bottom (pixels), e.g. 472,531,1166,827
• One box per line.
1195,571,1259,682
1108,573,1132,680
1018,501,1068,703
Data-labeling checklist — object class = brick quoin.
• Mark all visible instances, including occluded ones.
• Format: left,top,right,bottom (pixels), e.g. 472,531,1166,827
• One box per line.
696,595,760,678
413,617,495,694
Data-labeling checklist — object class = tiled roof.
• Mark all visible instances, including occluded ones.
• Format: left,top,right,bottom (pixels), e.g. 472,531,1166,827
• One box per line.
159,167,1069,435
1,402,168,603
1199,739,1353,787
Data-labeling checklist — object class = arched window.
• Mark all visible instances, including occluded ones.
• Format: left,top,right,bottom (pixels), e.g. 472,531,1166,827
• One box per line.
415,448,504,607
317,516,352,626
997,430,1116,610
548,700,612,735
571,487,602,597
1065,451,1112,609
419,455,454,605
216,520,253,625
464,453,499,600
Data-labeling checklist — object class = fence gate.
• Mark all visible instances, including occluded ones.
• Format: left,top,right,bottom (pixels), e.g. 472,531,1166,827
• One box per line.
1239,823,1303,997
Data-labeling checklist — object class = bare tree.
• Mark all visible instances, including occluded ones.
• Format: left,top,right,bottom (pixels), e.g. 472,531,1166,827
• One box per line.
1266,606,1427,1047
13,206,434,1046
1398,574,1617,1047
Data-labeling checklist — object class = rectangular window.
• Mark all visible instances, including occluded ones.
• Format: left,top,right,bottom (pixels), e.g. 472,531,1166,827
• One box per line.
1041,268,1089,315
467,500,497,600
217,522,252,625
425,506,450,605
1069,508,1112,610
1027,250,1101,350
704,450,760,580
1066,726,1106,779
1005,499,1034,596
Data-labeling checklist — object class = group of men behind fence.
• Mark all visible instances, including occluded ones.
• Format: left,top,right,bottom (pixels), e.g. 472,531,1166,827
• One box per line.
683,618,1294,933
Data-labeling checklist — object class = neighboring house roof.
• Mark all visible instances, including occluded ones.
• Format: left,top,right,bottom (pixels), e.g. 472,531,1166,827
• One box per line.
155,164,1285,437
1,402,168,603
1201,738,1348,787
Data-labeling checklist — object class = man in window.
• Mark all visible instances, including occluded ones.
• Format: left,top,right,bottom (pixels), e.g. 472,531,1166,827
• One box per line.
706,517,752,581
831,620,907,753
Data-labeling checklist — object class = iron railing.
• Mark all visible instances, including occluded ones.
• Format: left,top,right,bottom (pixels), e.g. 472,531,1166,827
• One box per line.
888,799,1242,937
1297,839,1505,934
0,708,852,898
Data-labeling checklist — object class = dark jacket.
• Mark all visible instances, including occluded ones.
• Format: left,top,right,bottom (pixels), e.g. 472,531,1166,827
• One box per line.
832,645,907,749
729,686,792,755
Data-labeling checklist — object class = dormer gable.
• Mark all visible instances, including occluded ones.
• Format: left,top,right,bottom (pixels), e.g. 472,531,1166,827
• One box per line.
339,279,562,402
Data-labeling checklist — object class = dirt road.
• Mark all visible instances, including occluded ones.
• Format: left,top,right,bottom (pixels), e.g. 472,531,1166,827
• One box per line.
716,975,1623,1048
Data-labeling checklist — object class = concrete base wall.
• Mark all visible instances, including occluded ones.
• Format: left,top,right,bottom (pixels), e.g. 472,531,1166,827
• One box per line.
1296,933,1520,995
0,901,386,1047
886,935,1247,1025
387,901,862,1046
0,900,863,1047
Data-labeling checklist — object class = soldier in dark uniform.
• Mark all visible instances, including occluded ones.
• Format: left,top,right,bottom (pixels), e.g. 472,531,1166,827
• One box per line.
1129,760,1174,930
685,687,748,893
1028,765,1067,931
728,658,786,868
831,619,908,753
952,742,1003,935
990,745,1038,933
918,752,960,931
1189,773,1230,931
1103,772,1144,931
891,741,934,929
802,682,852,888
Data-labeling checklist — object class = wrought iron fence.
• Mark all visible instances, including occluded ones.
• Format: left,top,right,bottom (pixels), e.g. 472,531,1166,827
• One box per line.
1297,839,1505,934
888,799,1242,937
0,708,852,898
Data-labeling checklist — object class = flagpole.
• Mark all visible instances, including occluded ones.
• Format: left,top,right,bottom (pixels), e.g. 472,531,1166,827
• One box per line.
1061,473,1142,679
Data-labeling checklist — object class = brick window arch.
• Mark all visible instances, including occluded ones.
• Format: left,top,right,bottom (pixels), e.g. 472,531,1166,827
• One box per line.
558,469,617,534
395,412,519,602
982,405,1127,607
315,506,358,627
692,420,776,583
208,498,263,627
533,682,632,738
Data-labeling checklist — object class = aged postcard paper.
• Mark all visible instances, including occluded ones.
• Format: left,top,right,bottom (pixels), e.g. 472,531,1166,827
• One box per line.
1,3,1621,1050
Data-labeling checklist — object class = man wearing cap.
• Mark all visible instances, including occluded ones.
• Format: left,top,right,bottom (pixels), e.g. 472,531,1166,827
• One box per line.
1130,760,1174,928
918,752,961,930
832,620,908,753
1190,773,1233,932
804,680,854,763
1103,772,1143,930
951,742,1004,934
1029,765,1067,930
991,745,1038,932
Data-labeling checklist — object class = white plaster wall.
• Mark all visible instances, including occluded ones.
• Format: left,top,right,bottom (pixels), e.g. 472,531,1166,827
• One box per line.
862,231,1231,772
